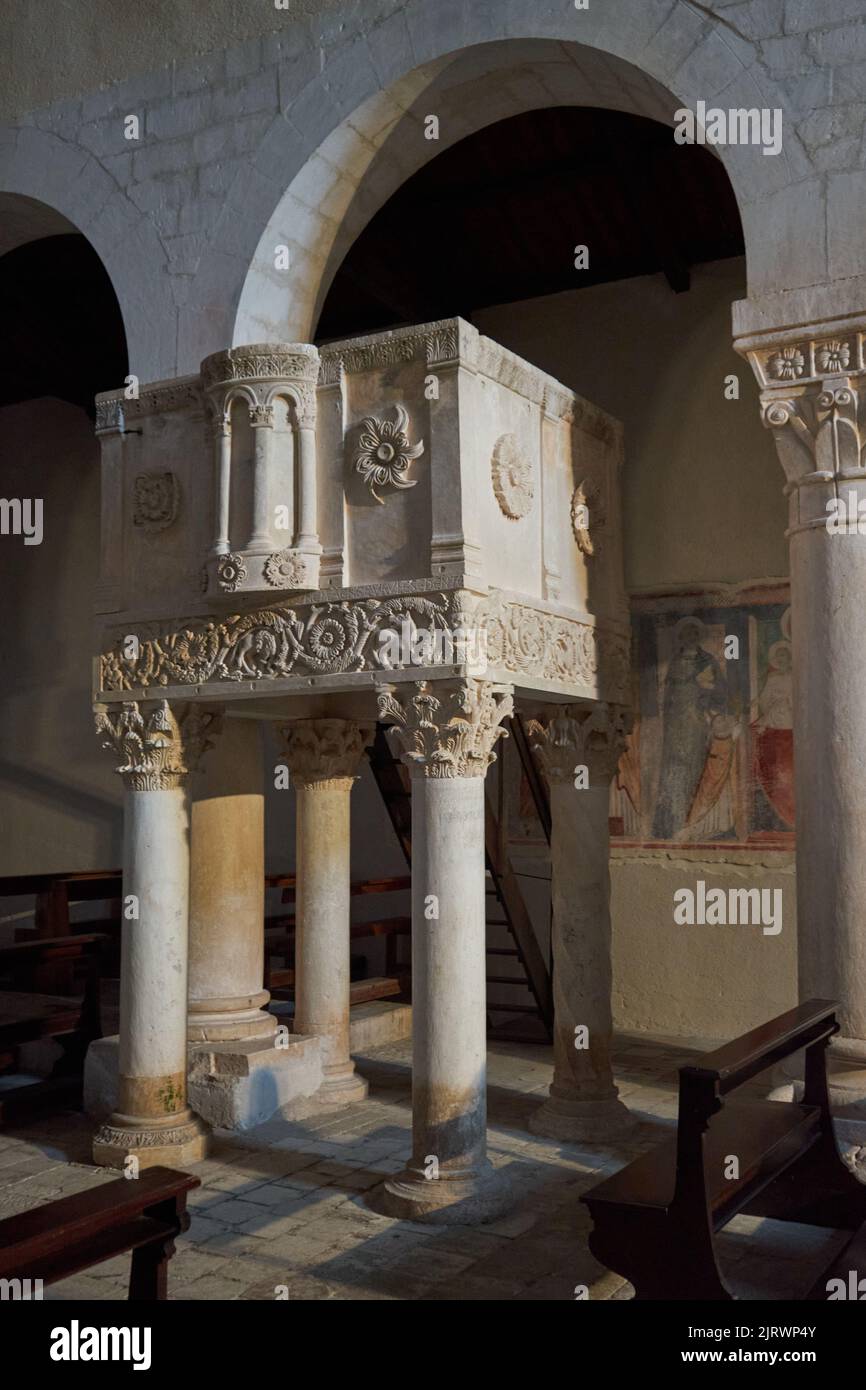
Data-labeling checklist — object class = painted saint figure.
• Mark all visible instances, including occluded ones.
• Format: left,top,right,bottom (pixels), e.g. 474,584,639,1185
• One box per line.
652,616,728,840
752,636,794,829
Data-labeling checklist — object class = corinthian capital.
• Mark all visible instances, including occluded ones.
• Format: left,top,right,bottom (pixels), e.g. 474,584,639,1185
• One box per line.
377,679,513,778
736,322,866,531
528,704,630,787
280,718,374,789
95,700,221,789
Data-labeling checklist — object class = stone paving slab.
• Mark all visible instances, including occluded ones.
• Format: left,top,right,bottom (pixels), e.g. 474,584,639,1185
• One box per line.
0,1035,856,1301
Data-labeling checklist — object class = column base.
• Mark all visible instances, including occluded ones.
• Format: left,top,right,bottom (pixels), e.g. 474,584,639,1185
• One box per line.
529,1089,635,1143
187,992,276,1044
317,1064,369,1106
92,1110,209,1169
371,1158,516,1224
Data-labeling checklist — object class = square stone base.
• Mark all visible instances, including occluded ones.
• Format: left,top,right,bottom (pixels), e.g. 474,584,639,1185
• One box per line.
85,1033,326,1132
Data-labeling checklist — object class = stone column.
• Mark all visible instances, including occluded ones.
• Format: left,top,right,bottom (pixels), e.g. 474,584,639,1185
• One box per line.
209,415,232,557
738,323,866,1110
281,718,374,1104
92,699,218,1168
376,679,513,1220
527,705,634,1141
188,717,273,1043
295,406,320,554
246,403,274,554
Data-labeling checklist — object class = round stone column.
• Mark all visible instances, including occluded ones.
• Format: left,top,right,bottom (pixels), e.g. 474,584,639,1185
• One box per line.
92,700,219,1168
281,718,374,1104
376,679,513,1220
528,706,634,1142
744,337,866,1114
188,717,274,1043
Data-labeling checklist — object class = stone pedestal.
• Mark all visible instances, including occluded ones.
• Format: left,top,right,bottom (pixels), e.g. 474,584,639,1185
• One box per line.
188,717,274,1044
281,718,374,1105
375,679,513,1220
527,706,634,1142
91,701,218,1168
740,324,866,1115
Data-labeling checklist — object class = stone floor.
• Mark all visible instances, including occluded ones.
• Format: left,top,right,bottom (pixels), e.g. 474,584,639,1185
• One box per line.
0,1033,853,1301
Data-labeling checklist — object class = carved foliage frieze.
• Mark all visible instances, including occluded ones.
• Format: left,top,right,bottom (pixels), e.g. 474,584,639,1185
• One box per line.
98,591,630,704
99,594,463,692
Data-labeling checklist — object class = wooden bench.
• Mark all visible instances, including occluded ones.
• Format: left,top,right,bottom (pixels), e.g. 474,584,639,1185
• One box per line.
582,999,866,1300
0,934,107,1124
0,1166,199,1300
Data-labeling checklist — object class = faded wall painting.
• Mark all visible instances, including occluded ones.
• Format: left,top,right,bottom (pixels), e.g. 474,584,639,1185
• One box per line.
610,584,793,849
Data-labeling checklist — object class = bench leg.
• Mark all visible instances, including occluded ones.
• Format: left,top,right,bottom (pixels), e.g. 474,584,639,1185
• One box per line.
588,1211,734,1301
129,1239,173,1300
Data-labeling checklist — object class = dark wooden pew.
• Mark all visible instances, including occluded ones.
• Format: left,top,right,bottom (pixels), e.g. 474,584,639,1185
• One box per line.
0,934,107,1124
582,999,866,1300
0,1166,199,1300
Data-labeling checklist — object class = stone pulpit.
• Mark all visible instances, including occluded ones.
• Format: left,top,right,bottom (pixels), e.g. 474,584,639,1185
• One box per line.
89,318,633,1217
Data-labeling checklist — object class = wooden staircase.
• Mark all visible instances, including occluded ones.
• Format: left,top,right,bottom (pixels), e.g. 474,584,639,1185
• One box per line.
367,719,553,1040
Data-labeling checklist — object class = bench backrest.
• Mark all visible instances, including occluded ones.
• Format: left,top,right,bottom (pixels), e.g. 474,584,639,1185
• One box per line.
674,999,837,1200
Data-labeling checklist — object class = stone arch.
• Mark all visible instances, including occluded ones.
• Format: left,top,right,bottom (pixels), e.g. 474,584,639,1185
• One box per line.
219,3,807,353
0,128,175,382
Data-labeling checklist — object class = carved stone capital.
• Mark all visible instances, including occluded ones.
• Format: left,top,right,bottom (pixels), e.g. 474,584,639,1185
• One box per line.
201,342,321,391
527,704,630,786
249,403,274,428
377,679,513,779
95,700,221,790
737,321,866,534
281,718,374,790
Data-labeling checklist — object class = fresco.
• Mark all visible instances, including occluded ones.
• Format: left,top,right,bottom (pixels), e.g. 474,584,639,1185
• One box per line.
504,584,794,852
611,584,794,849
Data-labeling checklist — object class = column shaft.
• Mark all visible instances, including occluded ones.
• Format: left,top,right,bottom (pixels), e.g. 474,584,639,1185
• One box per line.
211,422,231,555
119,785,191,1116
92,700,217,1168
792,528,866,1045
246,409,273,553
296,424,319,550
408,774,487,1180
295,780,353,1079
528,706,633,1141
282,719,373,1104
189,718,272,1042
375,678,512,1221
